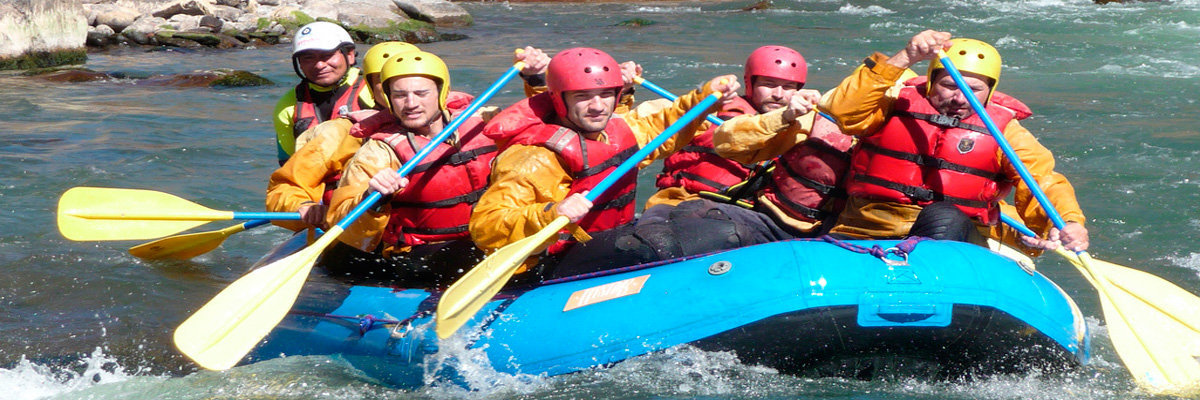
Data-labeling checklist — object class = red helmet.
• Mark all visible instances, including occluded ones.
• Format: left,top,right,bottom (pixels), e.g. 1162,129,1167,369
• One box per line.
744,45,807,89
547,47,624,116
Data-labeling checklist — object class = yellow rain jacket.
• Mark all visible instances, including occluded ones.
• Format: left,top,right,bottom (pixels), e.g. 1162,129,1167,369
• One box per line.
265,117,364,232
819,52,1085,254
469,85,718,257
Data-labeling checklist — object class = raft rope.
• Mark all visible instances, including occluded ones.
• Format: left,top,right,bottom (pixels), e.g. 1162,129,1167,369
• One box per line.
819,235,929,265
289,310,403,336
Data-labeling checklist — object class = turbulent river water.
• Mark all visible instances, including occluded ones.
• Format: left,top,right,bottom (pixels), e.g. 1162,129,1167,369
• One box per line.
4,0,1200,398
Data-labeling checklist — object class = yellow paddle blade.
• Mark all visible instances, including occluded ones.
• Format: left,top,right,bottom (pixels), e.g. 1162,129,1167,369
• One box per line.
129,223,247,260
173,226,340,370
435,217,569,339
57,187,233,241
1055,249,1200,394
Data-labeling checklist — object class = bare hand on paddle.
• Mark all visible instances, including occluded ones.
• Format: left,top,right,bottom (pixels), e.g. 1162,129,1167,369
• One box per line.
368,170,410,196
620,61,643,93
890,29,953,69
707,75,741,105
515,46,550,76
555,192,593,224
297,203,328,228
1019,221,1089,252
782,88,822,121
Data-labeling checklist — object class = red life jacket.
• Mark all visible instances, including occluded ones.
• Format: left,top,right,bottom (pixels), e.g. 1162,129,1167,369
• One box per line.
364,92,495,246
845,77,1033,225
292,75,366,140
484,92,639,255
655,96,755,193
761,116,856,224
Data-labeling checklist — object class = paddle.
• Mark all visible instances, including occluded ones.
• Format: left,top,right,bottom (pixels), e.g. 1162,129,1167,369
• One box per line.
435,86,727,339
938,50,1200,394
1000,213,1200,392
56,187,300,241
171,60,526,371
128,219,271,260
635,75,836,124
634,76,725,126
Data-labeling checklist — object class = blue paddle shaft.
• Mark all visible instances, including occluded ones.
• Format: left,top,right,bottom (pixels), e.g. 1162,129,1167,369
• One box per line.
336,65,524,230
584,91,722,202
241,218,272,230
637,78,725,126
640,77,837,123
999,213,1038,238
936,53,1068,231
230,212,301,220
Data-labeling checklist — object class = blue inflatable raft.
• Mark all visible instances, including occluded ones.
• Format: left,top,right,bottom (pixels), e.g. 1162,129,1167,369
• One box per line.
246,236,1089,388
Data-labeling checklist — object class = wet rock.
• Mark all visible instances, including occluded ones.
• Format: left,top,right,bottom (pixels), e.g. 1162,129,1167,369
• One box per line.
154,30,205,48
208,69,272,87
207,4,243,21
91,5,141,32
0,0,88,70
741,0,773,11
86,24,118,47
614,18,655,27
169,14,201,31
24,67,111,83
136,69,272,87
121,16,170,45
391,0,472,27
199,15,223,31
338,0,402,29
152,0,214,19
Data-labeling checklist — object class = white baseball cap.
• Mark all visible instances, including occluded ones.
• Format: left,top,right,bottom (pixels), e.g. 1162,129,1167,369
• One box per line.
292,21,354,56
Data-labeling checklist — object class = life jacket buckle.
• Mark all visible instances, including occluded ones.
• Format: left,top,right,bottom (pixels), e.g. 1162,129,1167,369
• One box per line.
928,113,960,127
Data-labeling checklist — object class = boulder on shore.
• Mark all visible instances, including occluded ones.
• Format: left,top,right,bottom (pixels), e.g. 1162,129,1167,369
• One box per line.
0,0,88,70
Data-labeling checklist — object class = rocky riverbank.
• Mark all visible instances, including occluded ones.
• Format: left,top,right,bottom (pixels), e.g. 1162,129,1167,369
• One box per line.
1,0,473,71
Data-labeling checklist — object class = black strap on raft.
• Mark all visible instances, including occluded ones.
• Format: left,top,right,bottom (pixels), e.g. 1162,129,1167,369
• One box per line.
405,223,469,236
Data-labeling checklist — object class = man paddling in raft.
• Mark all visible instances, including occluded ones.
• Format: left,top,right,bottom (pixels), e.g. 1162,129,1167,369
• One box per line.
820,30,1089,252
469,47,740,280
319,49,551,286
272,21,373,166
636,46,877,250
267,45,551,232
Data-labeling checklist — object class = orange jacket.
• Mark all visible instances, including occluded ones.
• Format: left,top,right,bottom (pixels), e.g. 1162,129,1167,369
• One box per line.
469,85,718,254
819,52,1085,250
265,118,363,232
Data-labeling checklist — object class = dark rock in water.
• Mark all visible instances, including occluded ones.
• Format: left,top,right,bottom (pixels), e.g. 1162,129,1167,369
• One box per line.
614,18,656,27
208,70,273,87
0,49,88,71
346,20,448,44
742,0,774,11
133,69,272,88
172,31,223,47
23,67,111,83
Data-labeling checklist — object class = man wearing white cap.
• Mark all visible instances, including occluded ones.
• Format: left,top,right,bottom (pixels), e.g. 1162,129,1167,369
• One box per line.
272,21,374,165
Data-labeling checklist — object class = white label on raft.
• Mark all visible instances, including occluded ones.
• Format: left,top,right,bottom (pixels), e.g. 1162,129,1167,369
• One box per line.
563,275,650,312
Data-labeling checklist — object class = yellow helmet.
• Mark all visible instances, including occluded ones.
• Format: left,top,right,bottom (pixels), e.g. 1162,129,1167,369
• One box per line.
363,41,419,77
927,38,1001,103
380,50,450,110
